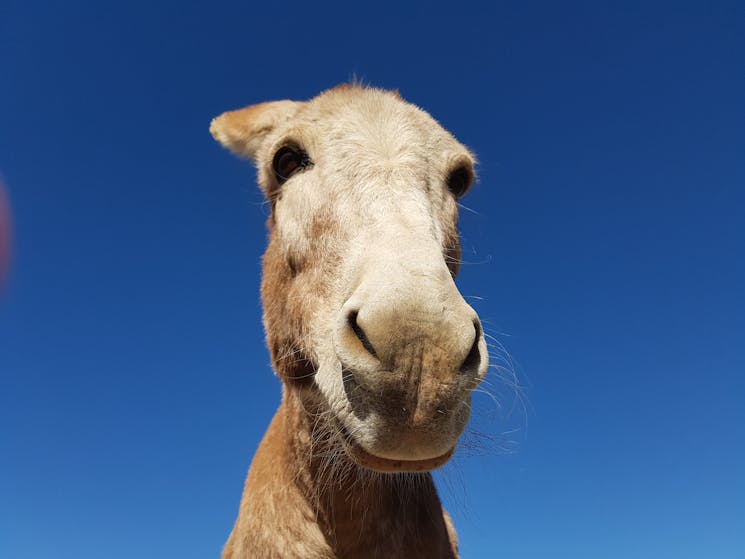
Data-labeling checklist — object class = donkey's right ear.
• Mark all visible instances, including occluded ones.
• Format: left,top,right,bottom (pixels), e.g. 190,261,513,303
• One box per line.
210,100,303,161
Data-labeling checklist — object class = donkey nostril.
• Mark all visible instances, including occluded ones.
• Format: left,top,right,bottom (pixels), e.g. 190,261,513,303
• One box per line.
347,310,378,358
459,320,482,374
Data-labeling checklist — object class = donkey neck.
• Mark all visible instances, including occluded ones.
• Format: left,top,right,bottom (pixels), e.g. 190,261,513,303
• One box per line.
276,389,457,558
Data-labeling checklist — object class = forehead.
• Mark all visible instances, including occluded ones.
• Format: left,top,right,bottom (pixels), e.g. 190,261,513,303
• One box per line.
270,86,473,166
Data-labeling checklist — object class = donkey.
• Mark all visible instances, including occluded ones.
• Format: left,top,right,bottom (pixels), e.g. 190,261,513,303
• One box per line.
211,84,488,558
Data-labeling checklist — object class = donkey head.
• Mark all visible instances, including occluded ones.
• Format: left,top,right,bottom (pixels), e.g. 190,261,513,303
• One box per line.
211,85,488,473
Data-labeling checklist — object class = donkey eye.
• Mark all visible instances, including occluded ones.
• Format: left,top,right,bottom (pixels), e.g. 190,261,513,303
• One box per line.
446,165,473,198
273,146,310,185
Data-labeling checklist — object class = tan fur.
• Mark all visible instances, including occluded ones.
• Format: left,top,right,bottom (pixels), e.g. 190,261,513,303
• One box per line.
212,85,488,558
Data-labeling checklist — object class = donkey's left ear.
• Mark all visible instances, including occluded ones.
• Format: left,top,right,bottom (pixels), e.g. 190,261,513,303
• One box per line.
210,100,303,161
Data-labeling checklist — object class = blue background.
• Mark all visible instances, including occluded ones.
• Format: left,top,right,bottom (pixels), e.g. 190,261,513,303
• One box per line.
1,1,743,557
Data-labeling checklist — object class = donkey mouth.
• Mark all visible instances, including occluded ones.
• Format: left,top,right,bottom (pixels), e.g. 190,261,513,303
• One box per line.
335,420,456,473
335,362,467,473
342,436,455,473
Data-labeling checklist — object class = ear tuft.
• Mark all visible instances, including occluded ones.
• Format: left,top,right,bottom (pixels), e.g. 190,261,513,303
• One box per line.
210,100,303,161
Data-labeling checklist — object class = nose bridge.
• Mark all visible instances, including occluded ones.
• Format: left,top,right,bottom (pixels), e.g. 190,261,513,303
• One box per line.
355,194,451,293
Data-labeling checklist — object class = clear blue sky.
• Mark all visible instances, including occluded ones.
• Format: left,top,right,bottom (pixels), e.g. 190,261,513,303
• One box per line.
1,1,743,558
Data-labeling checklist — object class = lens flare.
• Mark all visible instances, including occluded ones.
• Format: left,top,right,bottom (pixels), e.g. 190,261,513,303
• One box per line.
0,178,11,287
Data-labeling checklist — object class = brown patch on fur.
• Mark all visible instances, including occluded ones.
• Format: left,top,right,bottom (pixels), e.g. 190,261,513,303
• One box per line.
261,239,315,386
261,207,342,388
